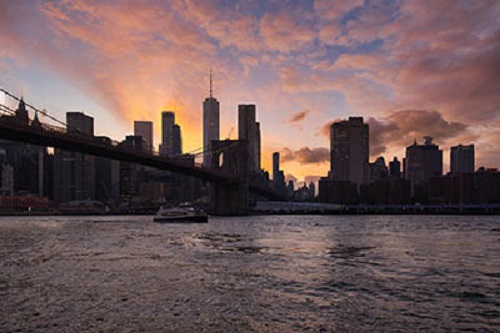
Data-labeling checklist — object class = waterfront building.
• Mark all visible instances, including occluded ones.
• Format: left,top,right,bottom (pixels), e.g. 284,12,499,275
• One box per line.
0,150,14,194
118,135,146,198
450,144,475,174
0,99,48,197
134,121,153,152
318,178,358,204
404,136,443,185
203,70,220,167
95,137,120,204
54,112,95,203
330,117,369,185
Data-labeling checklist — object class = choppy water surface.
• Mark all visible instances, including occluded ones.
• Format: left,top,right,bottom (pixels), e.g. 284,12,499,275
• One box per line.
0,215,499,332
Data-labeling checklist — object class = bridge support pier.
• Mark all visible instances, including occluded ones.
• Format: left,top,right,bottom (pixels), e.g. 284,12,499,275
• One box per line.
210,140,249,216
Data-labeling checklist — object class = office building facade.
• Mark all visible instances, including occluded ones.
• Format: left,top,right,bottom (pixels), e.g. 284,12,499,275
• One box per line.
450,144,474,174
203,71,220,167
134,121,153,152
54,112,95,203
404,136,443,185
330,117,369,185
172,124,182,156
238,104,260,172
160,111,175,156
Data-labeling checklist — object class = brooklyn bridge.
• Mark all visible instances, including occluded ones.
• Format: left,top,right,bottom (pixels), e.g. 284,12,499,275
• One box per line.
0,89,285,215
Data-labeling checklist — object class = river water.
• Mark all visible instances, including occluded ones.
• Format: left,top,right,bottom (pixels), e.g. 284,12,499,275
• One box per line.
0,215,499,332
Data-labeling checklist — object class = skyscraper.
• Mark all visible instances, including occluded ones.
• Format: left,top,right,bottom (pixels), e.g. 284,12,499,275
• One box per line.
54,112,95,202
172,124,182,156
134,121,153,152
160,111,175,156
450,144,474,174
272,152,280,181
203,70,220,167
330,117,369,185
272,152,286,194
238,104,259,172
389,157,401,177
256,122,261,171
404,136,442,184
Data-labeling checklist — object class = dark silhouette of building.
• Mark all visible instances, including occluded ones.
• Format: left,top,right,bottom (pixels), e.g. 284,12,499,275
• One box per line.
54,112,95,203
0,149,14,194
404,136,442,186
330,117,369,185
475,168,500,203
255,122,261,171
118,135,146,198
95,136,120,204
43,153,54,200
369,156,388,182
238,104,260,172
134,121,153,152
272,152,286,195
450,144,474,174
389,157,401,177
172,124,182,156
318,178,358,204
203,70,220,168
0,99,48,197
159,111,175,156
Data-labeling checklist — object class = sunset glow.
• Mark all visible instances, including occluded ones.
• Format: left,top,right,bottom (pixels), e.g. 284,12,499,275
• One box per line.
1,0,498,181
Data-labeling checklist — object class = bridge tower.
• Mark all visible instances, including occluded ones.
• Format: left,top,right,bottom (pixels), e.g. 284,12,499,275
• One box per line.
210,140,249,215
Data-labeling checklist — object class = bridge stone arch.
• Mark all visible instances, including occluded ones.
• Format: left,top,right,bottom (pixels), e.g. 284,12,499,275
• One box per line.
210,140,249,215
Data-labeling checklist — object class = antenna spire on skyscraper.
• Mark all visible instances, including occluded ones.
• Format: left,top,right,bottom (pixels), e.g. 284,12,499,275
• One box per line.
210,67,213,98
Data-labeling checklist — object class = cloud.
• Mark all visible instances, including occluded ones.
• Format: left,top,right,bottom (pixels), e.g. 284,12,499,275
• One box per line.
1,0,499,173
370,110,470,156
280,147,329,165
286,109,310,124
314,0,364,22
259,5,317,53
318,110,472,159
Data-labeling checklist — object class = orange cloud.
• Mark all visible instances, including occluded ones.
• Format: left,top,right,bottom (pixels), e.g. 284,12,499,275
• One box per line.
286,109,310,124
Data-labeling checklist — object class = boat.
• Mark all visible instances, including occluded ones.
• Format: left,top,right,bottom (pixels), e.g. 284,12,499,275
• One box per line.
153,203,208,223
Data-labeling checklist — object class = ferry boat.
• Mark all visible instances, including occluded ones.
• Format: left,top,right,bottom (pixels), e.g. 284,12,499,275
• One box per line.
153,203,208,223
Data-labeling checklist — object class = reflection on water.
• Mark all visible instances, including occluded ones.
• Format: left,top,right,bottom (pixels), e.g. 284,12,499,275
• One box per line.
0,215,499,332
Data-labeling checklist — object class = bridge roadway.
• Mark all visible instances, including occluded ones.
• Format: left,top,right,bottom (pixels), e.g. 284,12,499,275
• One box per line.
0,114,284,201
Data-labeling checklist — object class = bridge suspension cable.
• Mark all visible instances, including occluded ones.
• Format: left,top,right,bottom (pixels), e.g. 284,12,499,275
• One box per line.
0,88,70,129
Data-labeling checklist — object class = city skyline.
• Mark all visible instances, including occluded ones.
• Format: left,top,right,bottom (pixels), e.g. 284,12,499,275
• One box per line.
1,1,499,182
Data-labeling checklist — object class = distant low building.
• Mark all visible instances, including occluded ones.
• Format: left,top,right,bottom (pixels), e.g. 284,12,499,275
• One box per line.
318,178,358,205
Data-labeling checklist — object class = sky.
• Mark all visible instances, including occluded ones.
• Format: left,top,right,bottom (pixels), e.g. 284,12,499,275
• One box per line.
1,0,499,183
